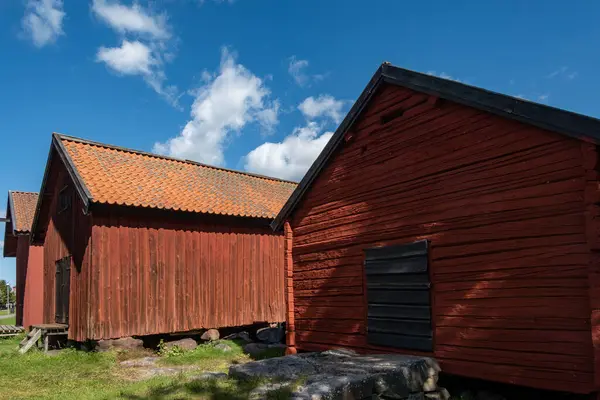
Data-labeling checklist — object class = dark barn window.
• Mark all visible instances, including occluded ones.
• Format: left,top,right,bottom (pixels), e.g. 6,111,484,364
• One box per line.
58,186,71,214
365,240,433,351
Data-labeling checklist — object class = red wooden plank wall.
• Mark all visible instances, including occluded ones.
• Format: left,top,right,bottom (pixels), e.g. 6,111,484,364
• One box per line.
15,236,27,326
80,212,285,341
16,236,44,329
288,83,594,393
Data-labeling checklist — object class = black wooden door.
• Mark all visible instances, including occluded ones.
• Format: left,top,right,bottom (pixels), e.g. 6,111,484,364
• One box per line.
55,256,71,324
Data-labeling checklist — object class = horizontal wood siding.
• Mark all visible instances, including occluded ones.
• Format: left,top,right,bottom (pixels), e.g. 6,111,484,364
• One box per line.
289,83,593,393
85,210,285,340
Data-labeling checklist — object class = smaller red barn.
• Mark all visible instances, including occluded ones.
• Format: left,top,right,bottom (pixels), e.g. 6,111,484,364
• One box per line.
31,133,297,342
273,63,600,396
3,191,44,329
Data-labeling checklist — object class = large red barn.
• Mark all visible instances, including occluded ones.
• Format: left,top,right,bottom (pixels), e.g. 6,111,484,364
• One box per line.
3,191,44,329
273,63,600,395
31,133,296,342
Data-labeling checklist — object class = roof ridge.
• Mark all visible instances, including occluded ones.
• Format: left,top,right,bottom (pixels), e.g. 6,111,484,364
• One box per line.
9,191,38,195
53,133,298,185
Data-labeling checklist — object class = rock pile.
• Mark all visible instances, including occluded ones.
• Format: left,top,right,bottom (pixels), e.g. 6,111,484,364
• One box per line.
229,349,449,400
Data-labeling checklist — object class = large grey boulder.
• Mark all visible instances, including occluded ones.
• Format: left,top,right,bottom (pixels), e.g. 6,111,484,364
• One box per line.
229,350,441,400
231,354,318,380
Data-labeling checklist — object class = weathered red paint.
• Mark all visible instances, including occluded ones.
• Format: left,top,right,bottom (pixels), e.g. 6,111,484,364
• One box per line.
284,83,598,394
39,150,285,341
15,236,44,329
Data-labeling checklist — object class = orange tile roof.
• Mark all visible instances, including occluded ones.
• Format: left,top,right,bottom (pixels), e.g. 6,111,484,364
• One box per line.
57,135,297,219
9,191,39,233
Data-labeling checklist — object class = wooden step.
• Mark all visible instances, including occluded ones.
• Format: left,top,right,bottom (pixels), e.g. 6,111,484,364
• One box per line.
18,328,41,354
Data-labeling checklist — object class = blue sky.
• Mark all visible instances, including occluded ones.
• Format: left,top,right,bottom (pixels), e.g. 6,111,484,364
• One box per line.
1,0,600,284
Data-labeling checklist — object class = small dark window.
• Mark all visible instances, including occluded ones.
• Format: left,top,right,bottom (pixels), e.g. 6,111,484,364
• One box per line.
380,107,405,124
58,187,71,214
365,240,433,351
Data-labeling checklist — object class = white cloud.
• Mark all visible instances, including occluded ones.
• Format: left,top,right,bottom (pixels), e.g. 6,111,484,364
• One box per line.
546,66,567,79
538,94,549,102
153,48,279,166
298,95,345,123
288,56,325,87
427,71,462,82
22,0,65,47
97,40,154,75
92,0,178,105
546,66,577,81
91,0,169,39
244,122,333,181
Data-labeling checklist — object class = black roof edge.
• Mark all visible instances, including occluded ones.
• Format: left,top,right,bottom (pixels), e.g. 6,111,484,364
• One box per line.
54,133,299,185
30,134,93,244
271,62,600,231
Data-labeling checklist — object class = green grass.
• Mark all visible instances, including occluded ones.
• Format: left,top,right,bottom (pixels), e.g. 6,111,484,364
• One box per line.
0,315,16,325
158,340,248,370
0,336,290,400
0,310,9,316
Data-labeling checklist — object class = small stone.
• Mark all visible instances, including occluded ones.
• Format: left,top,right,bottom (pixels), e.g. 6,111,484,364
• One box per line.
242,342,268,357
96,337,144,352
223,331,252,343
214,343,232,352
237,331,252,343
256,326,284,344
163,338,198,351
201,329,220,341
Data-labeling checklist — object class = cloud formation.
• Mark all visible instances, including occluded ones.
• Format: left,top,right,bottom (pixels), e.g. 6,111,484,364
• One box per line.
92,0,177,105
288,56,325,87
244,93,345,181
244,122,333,181
22,0,65,47
153,48,279,166
299,95,345,124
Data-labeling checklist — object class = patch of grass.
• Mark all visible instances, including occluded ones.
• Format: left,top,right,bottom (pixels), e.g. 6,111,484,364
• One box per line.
115,375,292,400
0,309,9,316
0,336,291,400
158,340,249,371
0,337,120,400
0,315,16,325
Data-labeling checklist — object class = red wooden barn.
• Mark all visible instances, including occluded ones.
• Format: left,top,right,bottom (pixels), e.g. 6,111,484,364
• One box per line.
273,63,600,395
3,191,44,329
30,133,297,342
